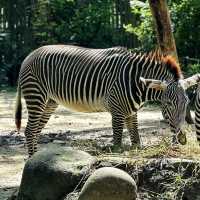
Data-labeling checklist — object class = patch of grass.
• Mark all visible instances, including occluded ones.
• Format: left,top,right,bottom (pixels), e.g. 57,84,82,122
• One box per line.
128,126,200,161
70,139,104,156
178,127,200,160
131,138,171,159
158,163,200,200
71,129,200,162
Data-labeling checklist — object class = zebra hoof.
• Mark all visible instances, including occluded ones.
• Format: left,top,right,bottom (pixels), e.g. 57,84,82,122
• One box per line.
177,131,187,145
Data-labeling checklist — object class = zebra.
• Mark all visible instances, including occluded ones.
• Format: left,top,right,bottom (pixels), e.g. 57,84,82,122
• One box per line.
15,45,199,156
194,84,200,143
183,77,200,144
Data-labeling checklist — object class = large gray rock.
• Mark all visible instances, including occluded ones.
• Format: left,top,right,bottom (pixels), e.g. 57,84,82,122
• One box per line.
17,146,95,200
78,167,137,200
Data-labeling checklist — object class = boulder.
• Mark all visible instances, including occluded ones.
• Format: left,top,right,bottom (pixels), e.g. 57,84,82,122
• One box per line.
17,145,95,200
78,167,137,200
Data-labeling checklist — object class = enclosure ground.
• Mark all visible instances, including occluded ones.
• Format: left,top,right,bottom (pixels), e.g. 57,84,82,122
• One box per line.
0,90,200,200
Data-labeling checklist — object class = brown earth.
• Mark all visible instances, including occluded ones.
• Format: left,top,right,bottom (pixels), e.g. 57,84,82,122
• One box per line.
0,90,199,200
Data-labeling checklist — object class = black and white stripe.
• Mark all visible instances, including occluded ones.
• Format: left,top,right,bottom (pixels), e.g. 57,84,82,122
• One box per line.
194,85,200,142
16,45,192,156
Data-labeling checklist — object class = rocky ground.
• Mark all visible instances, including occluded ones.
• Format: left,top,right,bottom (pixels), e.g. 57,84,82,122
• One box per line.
0,90,200,200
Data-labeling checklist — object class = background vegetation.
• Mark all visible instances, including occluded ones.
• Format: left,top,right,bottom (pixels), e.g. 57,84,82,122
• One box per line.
0,0,200,87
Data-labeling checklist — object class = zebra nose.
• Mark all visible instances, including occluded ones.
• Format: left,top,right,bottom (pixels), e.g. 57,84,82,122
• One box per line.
177,130,187,145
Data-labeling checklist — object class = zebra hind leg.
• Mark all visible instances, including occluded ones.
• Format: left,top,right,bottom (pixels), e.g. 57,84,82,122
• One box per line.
33,99,58,153
24,98,46,157
22,76,50,156
125,113,142,148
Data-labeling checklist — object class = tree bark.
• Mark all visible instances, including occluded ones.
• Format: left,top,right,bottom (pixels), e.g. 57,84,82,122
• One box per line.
148,0,178,61
148,0,195,123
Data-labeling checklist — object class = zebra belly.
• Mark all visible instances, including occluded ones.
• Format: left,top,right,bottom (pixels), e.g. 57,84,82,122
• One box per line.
65,102,106,112
53,97,107,113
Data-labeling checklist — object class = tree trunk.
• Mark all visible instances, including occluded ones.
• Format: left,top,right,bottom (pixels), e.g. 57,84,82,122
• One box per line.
148,0,178,61
148,0,194,123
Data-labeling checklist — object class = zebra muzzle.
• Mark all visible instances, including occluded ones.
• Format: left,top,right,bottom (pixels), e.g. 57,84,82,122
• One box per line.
176,130,187,145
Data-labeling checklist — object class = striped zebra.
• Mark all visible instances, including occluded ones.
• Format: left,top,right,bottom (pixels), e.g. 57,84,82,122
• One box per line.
15,45,198,156
195,86,200,143
177,83,200,144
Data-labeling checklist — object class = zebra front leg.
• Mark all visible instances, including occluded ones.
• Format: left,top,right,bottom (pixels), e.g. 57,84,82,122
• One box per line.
125,113,142,148
112,114,124,149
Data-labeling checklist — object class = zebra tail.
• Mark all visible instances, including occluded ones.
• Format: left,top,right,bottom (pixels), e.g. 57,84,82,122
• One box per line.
15,84,22,132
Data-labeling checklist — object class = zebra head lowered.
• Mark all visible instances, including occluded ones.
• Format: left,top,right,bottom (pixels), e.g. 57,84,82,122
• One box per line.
140,56,200,144
140,60,200,145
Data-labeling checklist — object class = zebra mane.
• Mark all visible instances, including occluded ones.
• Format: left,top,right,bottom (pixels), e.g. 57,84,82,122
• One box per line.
146,49,183,80
162,55,183,79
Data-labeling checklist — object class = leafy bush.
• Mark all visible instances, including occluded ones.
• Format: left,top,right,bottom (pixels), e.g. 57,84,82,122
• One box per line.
171,0,200,58
124,1,156,51
32,0,120,48
186,63,200,76
125,0,200,59
32,0,76,45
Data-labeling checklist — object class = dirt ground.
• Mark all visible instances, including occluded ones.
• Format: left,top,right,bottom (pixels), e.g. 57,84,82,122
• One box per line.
0,90,199,200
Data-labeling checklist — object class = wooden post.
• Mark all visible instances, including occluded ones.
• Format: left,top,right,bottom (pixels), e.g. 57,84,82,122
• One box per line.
148,0,178,62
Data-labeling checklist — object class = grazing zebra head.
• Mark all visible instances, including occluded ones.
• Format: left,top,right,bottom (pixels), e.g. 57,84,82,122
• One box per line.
140,55,200,144
161,81,189,143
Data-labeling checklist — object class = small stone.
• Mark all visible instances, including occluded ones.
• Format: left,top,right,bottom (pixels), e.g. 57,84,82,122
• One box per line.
78,167,137,200
52,140,66,145
0,136,8,146
38,135,52,144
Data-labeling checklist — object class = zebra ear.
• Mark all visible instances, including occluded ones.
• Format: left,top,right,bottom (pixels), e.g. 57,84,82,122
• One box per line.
140,77,167,91
182,74,200,89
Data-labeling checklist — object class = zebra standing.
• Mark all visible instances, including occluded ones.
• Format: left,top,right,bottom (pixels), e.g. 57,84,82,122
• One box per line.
195,85,200,143
187,79,200,143
15,45,199,156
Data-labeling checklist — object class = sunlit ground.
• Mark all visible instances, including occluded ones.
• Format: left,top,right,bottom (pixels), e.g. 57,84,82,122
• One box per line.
0,89,200,199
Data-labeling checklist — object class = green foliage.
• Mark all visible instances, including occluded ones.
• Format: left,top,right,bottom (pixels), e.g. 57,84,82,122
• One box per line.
32,0,76,45
124,2,156,51
186,63,200,76
126,0,200,59
32,0,117,47
1,0,200,86
1,0,137,86
171,0,200,58
69,1,115,47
